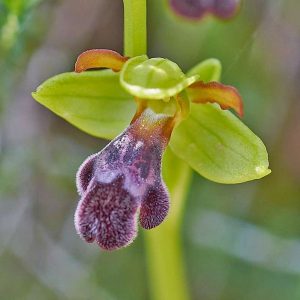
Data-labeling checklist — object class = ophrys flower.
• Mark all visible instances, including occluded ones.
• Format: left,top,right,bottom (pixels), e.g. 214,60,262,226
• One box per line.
32,49,270,250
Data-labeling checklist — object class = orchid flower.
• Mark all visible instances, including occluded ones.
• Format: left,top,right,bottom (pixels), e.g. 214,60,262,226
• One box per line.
32,49,270,250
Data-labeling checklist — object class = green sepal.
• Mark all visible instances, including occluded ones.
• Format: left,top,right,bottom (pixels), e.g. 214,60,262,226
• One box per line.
187,58,222,82
32,70,135,140
169,103,271,184
120,55,198,99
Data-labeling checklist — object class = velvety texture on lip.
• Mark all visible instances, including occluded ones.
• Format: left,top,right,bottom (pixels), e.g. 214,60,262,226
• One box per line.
75,108,172,250
75,175,139,250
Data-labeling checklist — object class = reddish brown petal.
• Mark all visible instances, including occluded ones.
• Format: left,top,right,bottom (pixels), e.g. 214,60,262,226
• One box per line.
75,176,139,250
188,81,244,117
75,49,128,73
139,184,170,230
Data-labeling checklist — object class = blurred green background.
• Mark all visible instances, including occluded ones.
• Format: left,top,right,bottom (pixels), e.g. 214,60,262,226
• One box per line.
1,0,300,299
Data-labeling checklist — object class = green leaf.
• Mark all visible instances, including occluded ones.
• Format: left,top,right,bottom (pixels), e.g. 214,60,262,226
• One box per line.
187,58,222,82
32,70,135,140
169,103,271,184
120,55,198,99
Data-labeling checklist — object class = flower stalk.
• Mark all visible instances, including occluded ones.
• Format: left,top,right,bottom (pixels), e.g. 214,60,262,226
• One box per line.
122,1,192,298
123,0,147,57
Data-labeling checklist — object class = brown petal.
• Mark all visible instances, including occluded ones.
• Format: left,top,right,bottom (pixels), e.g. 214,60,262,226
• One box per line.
188,81,244,117
75,49,128,73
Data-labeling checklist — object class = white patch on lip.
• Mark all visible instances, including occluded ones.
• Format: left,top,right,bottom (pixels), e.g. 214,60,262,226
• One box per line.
134,141,144,150
113,135,131,148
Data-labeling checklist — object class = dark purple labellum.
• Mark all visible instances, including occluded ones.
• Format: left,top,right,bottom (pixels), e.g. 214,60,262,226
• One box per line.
169,0,240,21
75,176,139,249
212,0,240,19
75,108,173,250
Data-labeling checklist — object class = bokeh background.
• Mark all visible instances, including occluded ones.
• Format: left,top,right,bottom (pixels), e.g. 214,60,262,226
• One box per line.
1,0,300,299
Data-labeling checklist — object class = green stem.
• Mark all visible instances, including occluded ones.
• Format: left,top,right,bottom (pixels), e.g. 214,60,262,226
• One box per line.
123,0,147,57
122,2,190,298
145,148,192,300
